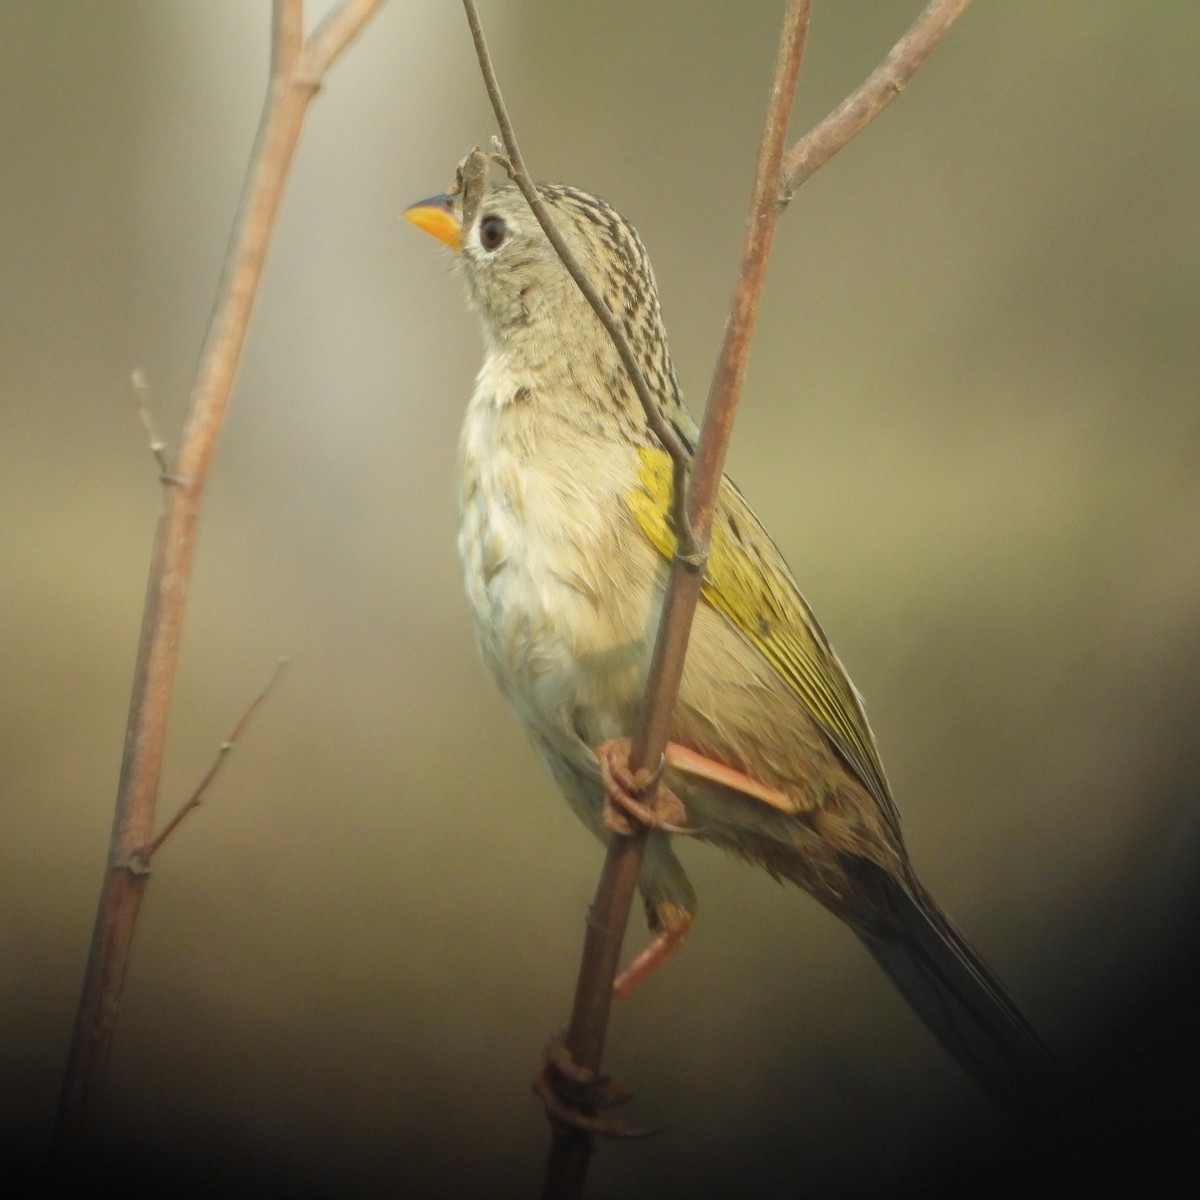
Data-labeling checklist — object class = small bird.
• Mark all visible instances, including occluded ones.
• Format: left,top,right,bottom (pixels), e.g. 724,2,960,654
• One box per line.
406,161,1052,1108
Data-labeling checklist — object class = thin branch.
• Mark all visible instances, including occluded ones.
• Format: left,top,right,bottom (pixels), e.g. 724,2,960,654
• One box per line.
272,0,304,78
535,2,812,1193
51,0,385,1160
779,0,971,202
631,0,810,770
132,658,290,869
460,0,697,558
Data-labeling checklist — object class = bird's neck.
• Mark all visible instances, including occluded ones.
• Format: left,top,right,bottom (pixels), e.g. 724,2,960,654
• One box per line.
474,316,682,451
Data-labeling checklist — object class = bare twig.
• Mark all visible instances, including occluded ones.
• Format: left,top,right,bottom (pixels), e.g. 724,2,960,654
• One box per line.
52,0,386,1160
306,0,388,76
460,0,697,558
130,658,290,870
779,0,971,202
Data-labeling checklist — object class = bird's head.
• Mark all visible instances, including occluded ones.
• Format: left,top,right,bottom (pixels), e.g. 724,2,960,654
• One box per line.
406,157,682,426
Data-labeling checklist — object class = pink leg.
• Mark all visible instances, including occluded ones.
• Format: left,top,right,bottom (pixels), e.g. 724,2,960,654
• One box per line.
612,911,693,1004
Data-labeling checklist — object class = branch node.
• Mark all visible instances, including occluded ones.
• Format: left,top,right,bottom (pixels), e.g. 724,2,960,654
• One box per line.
488,136,513,176
115,855,151,879
291,62,324,96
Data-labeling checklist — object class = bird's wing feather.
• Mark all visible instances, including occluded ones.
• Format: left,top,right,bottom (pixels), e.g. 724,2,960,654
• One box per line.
625,445,899,826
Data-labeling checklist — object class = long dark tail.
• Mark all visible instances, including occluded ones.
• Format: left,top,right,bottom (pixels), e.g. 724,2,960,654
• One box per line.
851,861,1055,1110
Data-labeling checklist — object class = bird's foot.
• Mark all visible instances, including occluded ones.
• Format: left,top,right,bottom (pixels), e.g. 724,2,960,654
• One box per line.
596,738,693,836
533,1034,651,1139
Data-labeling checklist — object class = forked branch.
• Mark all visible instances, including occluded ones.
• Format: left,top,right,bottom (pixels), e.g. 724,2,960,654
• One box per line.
780,0,971,200
51,0,386,1161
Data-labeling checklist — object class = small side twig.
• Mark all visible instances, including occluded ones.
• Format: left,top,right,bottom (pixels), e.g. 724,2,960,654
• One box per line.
130,369,172,481
130,657,290,871
779,0,971,202
461,0,696,558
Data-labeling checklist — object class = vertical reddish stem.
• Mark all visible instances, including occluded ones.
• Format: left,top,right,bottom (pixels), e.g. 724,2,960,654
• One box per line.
51,0,386,1159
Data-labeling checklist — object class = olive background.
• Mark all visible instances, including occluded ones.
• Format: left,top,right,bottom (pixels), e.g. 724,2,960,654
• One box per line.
2,2,1198,1197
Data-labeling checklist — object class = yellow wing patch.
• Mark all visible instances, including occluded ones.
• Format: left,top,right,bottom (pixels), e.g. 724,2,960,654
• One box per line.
626,446,898,824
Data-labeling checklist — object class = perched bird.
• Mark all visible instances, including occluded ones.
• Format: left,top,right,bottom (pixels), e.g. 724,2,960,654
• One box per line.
406,164,1052,1108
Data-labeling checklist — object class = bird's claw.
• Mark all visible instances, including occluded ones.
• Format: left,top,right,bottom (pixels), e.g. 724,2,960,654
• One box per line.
597,739,696,837
534,1035,654,1139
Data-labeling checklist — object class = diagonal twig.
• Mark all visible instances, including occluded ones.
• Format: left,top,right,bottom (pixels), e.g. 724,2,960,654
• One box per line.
631,0,811,771
129,658,291,872
461,0,697,559
780,0,971,202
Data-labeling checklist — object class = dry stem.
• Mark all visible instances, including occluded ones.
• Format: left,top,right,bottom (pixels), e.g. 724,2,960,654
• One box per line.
130,658,291,871
51,0,386,1160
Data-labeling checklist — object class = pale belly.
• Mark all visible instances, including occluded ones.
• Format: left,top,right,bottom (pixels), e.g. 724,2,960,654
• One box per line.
457,406,661,780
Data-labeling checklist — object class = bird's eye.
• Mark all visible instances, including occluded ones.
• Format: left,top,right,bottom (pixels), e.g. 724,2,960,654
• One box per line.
479,214,507,251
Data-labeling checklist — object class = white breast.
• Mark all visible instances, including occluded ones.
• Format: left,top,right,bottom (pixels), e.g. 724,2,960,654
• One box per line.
456,358,659,758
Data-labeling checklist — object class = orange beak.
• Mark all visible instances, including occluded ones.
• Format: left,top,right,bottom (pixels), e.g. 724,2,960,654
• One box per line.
404,194,461,251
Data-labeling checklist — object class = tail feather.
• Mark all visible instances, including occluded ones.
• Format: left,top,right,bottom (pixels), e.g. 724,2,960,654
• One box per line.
852,862,1055,1109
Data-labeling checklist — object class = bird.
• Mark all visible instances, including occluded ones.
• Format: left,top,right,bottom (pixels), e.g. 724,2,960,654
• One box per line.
405,160,1053,1111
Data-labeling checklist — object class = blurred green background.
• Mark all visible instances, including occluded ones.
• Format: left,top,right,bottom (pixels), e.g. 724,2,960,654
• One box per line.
3,1,1198,1196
